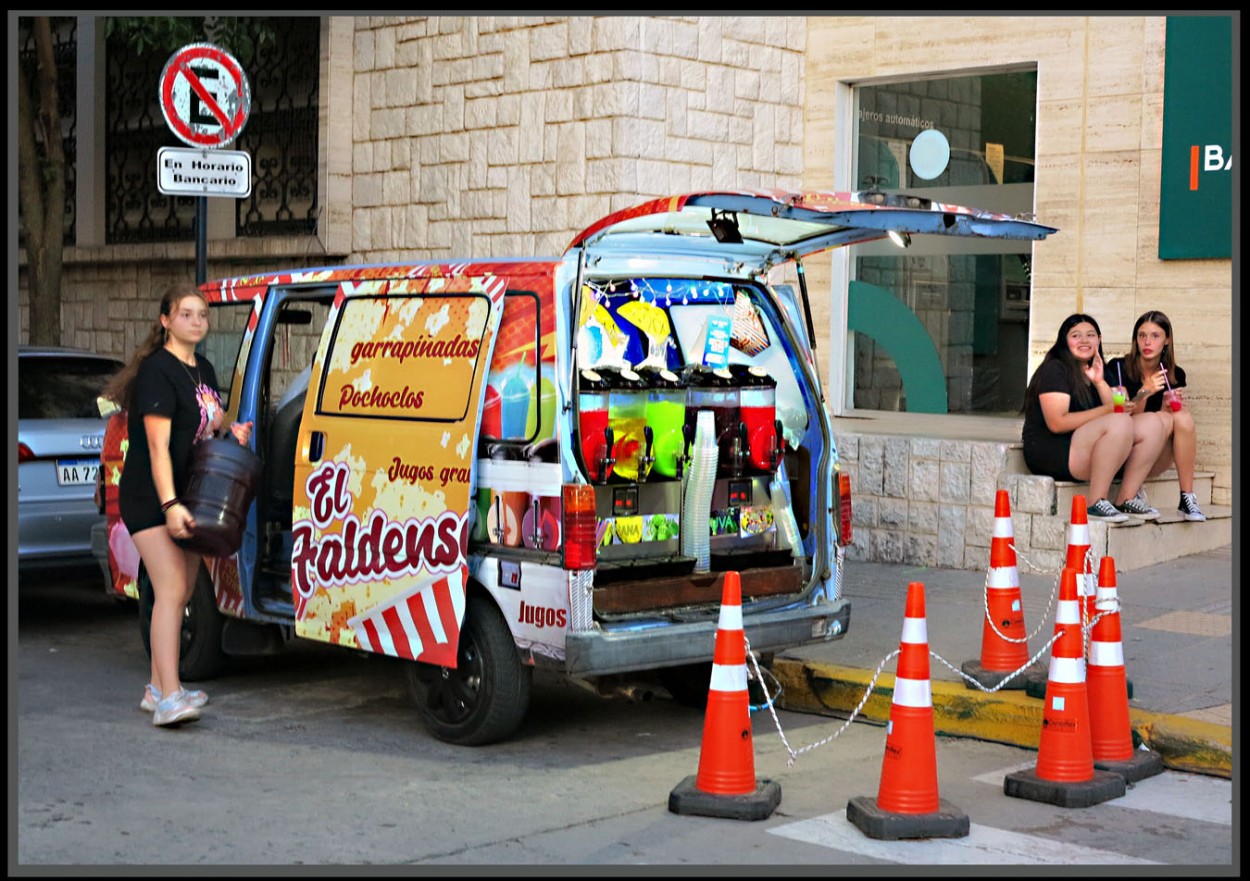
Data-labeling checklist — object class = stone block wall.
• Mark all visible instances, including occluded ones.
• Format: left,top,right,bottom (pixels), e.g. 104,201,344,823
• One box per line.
347,15,807,261
834,429,1094,575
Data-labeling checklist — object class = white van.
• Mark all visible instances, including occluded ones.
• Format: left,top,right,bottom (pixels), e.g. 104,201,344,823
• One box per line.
98,189,1055,744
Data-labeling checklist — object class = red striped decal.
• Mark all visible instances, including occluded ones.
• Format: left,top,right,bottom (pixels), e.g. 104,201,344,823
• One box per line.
382,604,414,660
360,616,381,653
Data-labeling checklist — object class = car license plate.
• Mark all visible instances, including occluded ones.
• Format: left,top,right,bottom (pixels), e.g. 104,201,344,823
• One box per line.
56,458,99,487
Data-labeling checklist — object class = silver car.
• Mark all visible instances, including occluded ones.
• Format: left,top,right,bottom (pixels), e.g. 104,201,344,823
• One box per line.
17,346,123,575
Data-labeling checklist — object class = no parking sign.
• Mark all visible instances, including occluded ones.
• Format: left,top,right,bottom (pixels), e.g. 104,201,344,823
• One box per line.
158,43,251,148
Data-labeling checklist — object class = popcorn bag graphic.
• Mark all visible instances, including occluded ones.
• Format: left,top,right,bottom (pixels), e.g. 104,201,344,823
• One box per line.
348,565,468,668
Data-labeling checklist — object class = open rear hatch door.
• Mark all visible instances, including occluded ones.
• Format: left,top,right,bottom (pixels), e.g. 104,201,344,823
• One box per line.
566,188,1057,273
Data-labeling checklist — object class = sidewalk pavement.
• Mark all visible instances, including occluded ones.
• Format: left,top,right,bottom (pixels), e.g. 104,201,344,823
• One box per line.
773,544,1235,778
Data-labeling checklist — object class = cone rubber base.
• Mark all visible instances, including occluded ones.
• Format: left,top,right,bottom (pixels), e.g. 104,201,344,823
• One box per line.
1094,748,1166,784
1003,768,1125,808
668,775,781,821
1027,673,1132,701
1021,667,1051,698
961,659,1042,691
846,796,970,840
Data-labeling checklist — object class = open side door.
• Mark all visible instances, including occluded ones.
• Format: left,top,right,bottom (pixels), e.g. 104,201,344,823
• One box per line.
290,273,507,668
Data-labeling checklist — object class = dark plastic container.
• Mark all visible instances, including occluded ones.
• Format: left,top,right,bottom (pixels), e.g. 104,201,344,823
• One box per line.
682,365,739,476
177,436,263,558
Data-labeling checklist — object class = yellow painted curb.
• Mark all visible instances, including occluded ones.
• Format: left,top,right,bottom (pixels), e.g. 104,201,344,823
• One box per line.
773,658,1231,779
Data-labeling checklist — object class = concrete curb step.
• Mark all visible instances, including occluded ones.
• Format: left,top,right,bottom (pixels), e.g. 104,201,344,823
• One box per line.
771,658,1232,780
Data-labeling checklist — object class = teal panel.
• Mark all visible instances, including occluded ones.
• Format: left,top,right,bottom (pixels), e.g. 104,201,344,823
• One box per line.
848,280,947,413
1159,16,1233,259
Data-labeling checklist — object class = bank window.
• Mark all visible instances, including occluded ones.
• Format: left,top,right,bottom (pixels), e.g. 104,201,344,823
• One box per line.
849,69,1038,415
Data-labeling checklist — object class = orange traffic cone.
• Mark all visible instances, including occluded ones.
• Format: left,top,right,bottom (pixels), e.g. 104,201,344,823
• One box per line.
848,582,969,840
963,490,1034,689
1087,556,1164,783
1005,568,1126,807
669,571,781,820
1065,496,1098,632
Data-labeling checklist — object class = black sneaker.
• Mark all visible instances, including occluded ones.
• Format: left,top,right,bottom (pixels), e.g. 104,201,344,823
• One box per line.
1116,495,1161,521
1178,492,1207,522
1087,498,1129,523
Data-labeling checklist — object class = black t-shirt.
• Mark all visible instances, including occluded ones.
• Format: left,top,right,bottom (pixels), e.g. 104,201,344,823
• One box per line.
1022,359,1103,481
1103,357,1186,413
119,348,223,507
1022,358,1100,445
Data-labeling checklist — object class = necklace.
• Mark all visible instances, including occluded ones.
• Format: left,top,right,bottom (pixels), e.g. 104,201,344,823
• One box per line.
169,347,202,387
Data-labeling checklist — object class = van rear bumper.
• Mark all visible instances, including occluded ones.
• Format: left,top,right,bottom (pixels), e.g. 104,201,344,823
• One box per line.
562,597,850,677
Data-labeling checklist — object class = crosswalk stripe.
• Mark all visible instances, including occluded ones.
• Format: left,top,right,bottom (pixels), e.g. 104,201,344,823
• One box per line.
769,810,1160,865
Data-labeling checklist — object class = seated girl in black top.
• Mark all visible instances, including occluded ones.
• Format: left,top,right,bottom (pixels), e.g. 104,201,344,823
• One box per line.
1022,313,1167,522
1104,310,1205,521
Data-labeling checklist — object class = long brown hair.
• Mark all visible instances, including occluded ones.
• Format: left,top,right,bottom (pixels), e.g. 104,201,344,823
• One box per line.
1123,310,1178,386
102,282,208,410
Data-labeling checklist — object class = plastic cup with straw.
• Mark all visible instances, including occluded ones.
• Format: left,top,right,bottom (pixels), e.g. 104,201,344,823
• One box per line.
1161,367,1182,412
1113,363,1126,413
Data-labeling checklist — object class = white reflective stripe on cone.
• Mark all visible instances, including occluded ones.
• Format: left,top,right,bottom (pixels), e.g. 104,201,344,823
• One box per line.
988,566,1020,588
717,603,743,631
709,662,748,693
993,518,1013,538
1068,524,1090,544
1055,598,1081,624
1088,641,1125,667
892,676,932,708
1047,655,1087,683
900,617,928,644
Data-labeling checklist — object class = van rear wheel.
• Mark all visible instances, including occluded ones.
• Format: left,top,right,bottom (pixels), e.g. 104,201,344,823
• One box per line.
405,597,531,746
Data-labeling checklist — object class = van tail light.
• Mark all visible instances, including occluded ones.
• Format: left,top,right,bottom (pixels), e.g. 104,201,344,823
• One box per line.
18,442,36,463
837,471,853,547
562,483,598,570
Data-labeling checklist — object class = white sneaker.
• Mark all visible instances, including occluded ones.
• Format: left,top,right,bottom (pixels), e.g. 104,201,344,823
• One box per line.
140,683,208,713
152,689,202,727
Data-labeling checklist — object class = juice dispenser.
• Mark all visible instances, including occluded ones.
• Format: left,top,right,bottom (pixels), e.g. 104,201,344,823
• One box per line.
682,365,739,477
607,367,650,482
733,364,782,474
577,368,614,484
638,366,685,479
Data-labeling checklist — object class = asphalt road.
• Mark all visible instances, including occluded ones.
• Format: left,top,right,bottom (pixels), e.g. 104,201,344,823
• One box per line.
12,575,1236,872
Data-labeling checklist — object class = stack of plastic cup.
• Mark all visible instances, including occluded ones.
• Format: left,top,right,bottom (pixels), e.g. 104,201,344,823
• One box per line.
770,461,803,558
681,410,718,573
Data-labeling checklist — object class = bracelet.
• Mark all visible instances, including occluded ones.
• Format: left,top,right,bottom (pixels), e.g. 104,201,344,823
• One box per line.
160,498,181,513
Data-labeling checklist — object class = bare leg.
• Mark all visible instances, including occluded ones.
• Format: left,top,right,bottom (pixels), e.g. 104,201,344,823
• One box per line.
1143,411,1177,481
1115,414,1170,503
131,527,195,699
1169,410,1198,493
1068,413,1133,504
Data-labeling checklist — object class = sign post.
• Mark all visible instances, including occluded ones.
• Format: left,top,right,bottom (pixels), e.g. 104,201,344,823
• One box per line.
157,43,252,284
